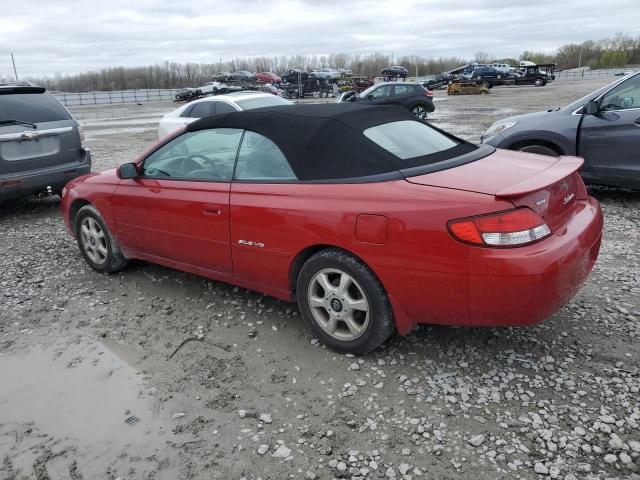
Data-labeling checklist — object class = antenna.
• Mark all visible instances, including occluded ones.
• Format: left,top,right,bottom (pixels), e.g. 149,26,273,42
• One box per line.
11,52,19,82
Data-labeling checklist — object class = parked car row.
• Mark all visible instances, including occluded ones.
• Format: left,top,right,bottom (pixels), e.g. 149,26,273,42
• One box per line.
424,61,555,90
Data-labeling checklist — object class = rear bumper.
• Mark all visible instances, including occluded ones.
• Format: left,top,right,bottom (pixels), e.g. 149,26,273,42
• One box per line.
466,197,603,325
0,149,91,201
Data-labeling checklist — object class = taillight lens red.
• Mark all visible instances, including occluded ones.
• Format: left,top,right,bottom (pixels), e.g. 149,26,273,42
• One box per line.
448,208,551,247
423,90,434,97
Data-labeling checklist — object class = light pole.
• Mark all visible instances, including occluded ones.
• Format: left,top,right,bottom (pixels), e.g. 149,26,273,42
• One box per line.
11,52,19,82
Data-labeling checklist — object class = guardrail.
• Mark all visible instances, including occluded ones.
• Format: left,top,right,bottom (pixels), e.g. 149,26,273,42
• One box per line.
53,89,180,106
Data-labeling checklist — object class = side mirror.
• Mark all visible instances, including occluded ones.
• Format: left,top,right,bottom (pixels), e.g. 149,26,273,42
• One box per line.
582,100,599,115
118,162,138,179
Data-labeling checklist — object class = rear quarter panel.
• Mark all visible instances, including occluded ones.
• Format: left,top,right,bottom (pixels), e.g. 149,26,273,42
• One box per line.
230,180,513,331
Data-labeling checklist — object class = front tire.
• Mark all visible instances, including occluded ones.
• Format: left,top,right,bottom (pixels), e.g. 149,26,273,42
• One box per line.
297,249,394,354
75,205,128,273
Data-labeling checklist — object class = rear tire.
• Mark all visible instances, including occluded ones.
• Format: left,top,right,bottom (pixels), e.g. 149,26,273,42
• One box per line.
410,103,429,120
297,249,394,354
534,78,544,87
75,205,128,273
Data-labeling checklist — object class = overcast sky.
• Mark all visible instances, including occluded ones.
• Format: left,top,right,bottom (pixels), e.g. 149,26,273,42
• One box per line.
1,0,638,78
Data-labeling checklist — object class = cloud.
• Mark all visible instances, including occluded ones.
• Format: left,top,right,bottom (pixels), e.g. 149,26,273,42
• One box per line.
1,0,638,77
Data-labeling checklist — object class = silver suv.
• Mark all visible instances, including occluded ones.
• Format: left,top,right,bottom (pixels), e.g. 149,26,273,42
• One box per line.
0,84,90,202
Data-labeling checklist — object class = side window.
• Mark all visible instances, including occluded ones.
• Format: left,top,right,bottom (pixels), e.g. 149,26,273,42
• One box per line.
189,102,213,118
371,85,391,98
601,75,640,111
143,129,243,181
234,131,297,181
393,85,411,96
215,102,237,114
179,104,195,118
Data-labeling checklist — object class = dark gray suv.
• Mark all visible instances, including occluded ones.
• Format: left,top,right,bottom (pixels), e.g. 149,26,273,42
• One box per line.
0,84,91,202
482,72,640,189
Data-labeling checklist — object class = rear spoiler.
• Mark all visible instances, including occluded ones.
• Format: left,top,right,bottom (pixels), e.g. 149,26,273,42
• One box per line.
495,156,584,197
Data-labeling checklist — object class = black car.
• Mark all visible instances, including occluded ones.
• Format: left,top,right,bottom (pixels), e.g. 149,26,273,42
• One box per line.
423,73,461,90
381,66,409,79
0,84,91,201
229,71,256,82
466,65,512,86
337,82,435,119
513,64,555,87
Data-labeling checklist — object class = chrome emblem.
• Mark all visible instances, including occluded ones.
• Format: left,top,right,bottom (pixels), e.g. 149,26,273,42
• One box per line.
561,180,569,191
238,239,265,248
563,193,575,205
21,131,39,141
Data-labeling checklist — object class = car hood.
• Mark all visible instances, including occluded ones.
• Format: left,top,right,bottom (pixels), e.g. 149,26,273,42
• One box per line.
491,109,559,126
405,148,579,196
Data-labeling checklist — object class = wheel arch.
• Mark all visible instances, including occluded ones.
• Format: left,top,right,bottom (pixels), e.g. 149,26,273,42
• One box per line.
508,139,565,156
288,244,380,298
69,198,92,234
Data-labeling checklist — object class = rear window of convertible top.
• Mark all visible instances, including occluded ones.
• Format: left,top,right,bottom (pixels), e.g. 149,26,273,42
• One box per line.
363,120,460,160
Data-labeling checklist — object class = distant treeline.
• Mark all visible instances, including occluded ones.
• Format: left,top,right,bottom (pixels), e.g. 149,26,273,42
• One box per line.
7,33,640,92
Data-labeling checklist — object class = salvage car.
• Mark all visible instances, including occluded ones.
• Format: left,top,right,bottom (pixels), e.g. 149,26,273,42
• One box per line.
256,72,282,83
513,62,555,86
1,83,91,202
447,82,491,95
61,104,602,354
157,92,292,138
337,82,435,119
482,71,640,189
381,66,409,79
229,71,256,82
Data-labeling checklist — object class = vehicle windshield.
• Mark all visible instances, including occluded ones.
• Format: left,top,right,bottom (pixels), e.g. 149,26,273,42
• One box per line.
364,120,460,160
564,73,639,110
236,96,292,110
0,92,71,123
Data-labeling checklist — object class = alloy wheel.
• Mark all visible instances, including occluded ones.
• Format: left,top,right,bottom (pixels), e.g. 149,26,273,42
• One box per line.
307,268,370,341
412,105,428,119
80,217,108,265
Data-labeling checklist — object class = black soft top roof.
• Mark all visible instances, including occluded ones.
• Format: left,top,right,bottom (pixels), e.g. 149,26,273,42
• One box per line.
188,103,481,182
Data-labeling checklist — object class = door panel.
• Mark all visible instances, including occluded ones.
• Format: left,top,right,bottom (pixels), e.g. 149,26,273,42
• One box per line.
113,128,244,274
580,74,640,183
113,179,232,272
580,110,640,181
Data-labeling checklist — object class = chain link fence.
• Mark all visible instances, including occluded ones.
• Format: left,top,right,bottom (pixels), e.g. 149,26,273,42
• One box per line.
53,89,180,106
555,68,638,81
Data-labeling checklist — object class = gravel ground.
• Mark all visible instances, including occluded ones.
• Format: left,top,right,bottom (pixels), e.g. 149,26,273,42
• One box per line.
1,77,639,480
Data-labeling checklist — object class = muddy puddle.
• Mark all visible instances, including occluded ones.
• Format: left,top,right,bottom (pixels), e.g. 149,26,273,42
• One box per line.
0,339,180,478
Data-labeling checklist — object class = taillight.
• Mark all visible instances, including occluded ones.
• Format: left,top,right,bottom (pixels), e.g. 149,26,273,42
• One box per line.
448,208,551,247
423,90,433,97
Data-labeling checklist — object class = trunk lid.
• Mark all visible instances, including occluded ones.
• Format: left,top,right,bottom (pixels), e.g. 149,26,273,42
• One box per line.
405,149,586,230
0,89,81,176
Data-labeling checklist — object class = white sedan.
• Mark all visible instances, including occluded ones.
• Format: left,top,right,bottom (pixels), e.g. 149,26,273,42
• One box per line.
158,92,293,139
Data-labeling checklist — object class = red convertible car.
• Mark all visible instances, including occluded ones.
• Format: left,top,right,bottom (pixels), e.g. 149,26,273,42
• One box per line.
60,104,603,353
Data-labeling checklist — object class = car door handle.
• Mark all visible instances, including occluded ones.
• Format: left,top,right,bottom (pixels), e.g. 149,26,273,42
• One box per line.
203,204,223,216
